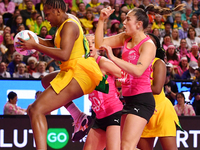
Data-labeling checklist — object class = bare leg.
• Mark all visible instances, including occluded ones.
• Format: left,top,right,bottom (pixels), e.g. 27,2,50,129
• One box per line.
28,78,84,149
106,125,121,150
137,138,155,150
159,136,177,150
121,114,147,150
41,71,91,141
83,128,106,150
41,71,59,89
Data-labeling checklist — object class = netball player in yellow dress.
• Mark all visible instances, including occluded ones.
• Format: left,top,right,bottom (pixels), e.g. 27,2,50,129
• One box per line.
137,33,182,150
18,0,107,149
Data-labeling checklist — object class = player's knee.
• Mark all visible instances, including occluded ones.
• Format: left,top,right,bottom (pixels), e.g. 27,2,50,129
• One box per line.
121,140,136,150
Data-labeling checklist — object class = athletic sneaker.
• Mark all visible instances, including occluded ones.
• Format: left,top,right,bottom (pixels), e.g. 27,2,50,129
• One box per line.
71,113,93,141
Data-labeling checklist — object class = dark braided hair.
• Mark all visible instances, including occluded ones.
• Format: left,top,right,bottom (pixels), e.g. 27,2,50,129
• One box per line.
44,0,66,12
147,33,165,61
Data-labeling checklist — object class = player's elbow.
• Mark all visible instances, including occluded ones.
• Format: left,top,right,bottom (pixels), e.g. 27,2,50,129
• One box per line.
59,53,70,61
152,88,162,95
133,71,143,77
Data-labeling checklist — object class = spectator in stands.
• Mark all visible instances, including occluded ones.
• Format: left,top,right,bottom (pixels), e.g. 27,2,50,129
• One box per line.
71,0,82,13
147,9,155,24
182,0,192,8
171,0,182,21
0,0,15,24
152,28,161,40
0,14,5,35
35,0,45,20
177,39,189,58
162,34,172,51
192,0,200,16
76,2,86,18
182,61,199,79
32,61,48,78
179,20,189,39
89,18,98,34
106,19,120,36
190,14,198,29
4,91,27,115
166,44,179,67
20,0,34,25
18,0,35,10
86,0,103,17
11,15,25,36
174,56,189,79
159,0,167,8
30,15,45,35
16,23,25,33
189,68,200,115
151,14,165,32
171,28,181,48
173,13,182,30
160,21,172,38
119,11,126,29
79,10,94,34
144,23,152,34
186,27,200,50
48,60,60,73
174,92,196,116
26,56,37,75
187,42,200,63
38,26,48,38
1,32,14,54
1,40,15,64
0,61,11,77
121,0,135,11
13,62,32,78
12,0,23,8
164,71,178,105
7,51,25,77
181,5,192,24
6,9,20,28
109,3,121,21
26,10,38,30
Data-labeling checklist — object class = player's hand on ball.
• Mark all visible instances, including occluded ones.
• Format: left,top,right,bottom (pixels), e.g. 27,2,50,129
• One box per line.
17,33,36,51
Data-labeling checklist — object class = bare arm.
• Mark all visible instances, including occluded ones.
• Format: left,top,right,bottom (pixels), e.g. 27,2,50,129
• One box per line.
99,56,121,78
101,42,156,77
151,59,166,95
38,37,55,47
19,21,79,61
95,7,126,49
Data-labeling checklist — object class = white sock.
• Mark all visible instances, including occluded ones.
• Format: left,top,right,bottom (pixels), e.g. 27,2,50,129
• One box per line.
67,103,83,122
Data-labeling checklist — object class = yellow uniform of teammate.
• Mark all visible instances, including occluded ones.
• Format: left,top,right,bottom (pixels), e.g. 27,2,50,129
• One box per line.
141,58,182,137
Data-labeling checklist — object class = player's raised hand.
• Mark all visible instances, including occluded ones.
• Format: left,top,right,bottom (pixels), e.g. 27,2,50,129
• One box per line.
99,45,115,60
99,6,115,21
